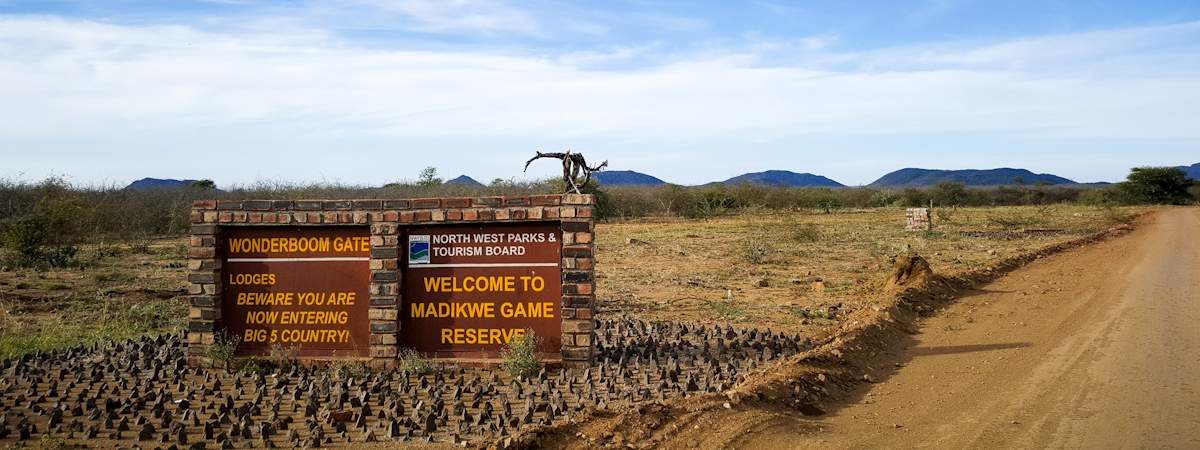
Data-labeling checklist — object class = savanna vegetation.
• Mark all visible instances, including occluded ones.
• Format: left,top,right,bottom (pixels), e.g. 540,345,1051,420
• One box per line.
2,166,1193,268
0,165,1191,358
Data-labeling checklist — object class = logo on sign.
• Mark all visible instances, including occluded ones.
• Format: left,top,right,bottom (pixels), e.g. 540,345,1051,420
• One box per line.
408,235,430,265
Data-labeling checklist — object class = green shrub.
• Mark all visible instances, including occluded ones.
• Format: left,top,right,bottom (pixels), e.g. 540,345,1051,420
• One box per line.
398,348,435,374
934,207,957,224
237,356,275,375
1118,167,1194,204
206,330,241,366
1077,188,1120,206
330,360,369,380
0,189,84,268
816,196,840,213
37,434,69,449
868,190,899,207
899,188,930,207
931,182,969,206
741,238,773,264
500,330,542,378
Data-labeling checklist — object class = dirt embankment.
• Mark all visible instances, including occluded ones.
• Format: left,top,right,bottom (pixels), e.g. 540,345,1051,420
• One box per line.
754,207,1200,449
510,212,1148,449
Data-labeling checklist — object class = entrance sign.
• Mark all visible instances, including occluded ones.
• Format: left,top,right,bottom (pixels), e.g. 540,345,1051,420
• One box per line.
187,194,597,368
402,223,562,358
220,227,371,357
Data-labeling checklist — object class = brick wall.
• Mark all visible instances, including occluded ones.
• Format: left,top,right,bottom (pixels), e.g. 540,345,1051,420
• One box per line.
186,194,597,369
906,207,932,231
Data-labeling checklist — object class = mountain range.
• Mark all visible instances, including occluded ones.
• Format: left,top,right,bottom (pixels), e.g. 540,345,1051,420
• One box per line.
593,170,666,185
124,163,1200,191
721,170,844,187
443,175,484,187
868,168,1075,187
1179,163,1200,180
125,178,200,191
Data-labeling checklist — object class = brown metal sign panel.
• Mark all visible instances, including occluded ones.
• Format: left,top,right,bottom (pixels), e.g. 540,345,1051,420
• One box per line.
402,222,562,358
220,227,371,358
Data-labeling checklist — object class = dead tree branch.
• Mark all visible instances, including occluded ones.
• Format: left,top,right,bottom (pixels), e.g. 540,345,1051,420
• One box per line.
523,150,608,194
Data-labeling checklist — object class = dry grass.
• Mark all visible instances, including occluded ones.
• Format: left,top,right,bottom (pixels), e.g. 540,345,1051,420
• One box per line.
0,205,1147,357
595,205,1147,332
0,240,188,358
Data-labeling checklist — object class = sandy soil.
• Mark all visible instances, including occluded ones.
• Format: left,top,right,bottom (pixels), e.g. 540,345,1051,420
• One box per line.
719,207,1200,449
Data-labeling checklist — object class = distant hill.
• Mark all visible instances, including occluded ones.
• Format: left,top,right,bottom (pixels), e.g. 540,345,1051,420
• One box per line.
594,170,666,186
722,170,844,187
869,168,1075,187
444,175,484,187
1178,163,1200,180
125,178,199,191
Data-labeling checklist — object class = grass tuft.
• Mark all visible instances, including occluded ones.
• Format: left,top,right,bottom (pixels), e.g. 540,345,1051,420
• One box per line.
399,348,435,374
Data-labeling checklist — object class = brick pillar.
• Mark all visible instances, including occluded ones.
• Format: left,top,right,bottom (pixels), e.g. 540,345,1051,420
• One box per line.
368,206,400,368
186,201,221,367
559,193,596,367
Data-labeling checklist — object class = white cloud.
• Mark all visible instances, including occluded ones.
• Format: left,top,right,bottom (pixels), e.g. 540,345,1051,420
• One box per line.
346,0,543,35
0,15,1198,154
839,21,1200,72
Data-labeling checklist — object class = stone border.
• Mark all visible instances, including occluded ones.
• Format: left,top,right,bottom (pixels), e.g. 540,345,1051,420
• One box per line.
185,194,597,369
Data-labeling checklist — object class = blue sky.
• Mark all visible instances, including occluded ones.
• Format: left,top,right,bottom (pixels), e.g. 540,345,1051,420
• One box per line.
1,0,1198,186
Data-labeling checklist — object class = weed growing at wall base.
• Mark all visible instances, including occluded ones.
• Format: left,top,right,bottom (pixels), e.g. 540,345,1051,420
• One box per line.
501,330,543,378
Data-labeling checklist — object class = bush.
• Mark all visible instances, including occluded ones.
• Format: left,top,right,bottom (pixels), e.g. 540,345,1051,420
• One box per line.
398,348,435,374
815,196,840,213
206,330,241,367
500,330,542,378
900,188,929,207
1077,188,1120,206
0,213,80,269
868,190,899,207
934,207,957,224
330,360,369,380
931,182,969,206
741,238,773,264
1118,167,1194,204
237,357,275,375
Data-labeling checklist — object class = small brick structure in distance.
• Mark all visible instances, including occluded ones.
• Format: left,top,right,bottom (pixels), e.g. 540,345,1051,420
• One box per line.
906,207,932,231
185,194,597,369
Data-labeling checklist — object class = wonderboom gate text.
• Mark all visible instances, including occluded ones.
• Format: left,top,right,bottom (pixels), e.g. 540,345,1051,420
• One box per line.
186,195,597,368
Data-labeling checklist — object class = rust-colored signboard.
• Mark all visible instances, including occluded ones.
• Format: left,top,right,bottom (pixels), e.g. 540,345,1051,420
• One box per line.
402,222,562,358
220,227,371,358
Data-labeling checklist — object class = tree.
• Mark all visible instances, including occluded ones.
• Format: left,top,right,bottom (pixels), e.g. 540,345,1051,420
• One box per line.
1119,167,1194,204
189,179,217,190
931,182,968,206
417,167,442,187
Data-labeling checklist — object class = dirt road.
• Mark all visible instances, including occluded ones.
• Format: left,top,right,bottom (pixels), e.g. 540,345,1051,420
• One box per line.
739,208,1200,449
